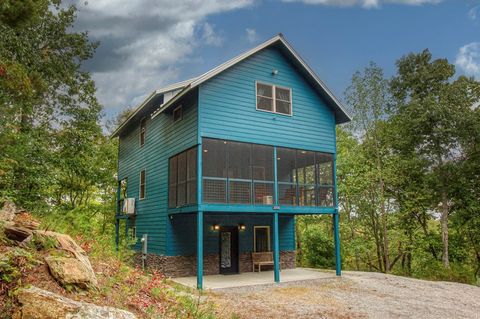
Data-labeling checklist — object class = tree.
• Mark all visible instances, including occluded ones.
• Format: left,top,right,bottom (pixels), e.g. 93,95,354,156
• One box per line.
0,0,104,208
343,63,393,272
390,49,480,268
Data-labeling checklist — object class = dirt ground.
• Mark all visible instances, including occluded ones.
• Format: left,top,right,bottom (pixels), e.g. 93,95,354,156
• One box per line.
208,271,480,319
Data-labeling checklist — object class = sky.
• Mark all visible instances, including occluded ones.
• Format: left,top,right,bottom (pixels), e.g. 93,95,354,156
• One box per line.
71,0,480,119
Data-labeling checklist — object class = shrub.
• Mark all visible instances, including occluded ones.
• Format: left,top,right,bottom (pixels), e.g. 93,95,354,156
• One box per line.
300,225,335,269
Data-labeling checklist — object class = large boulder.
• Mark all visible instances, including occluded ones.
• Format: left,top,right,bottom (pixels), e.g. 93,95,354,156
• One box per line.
30,230,98,287
45,256,96,288
0,200,17,222
14,286,137,319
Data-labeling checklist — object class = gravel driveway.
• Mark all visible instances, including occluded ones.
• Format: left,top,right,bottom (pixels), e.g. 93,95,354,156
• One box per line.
208,271,480,319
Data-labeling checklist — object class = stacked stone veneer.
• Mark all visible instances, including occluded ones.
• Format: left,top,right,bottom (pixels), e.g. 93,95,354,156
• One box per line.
135,250,296,277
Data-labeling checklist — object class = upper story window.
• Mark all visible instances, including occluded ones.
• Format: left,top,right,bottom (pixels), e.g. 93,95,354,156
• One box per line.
173,105,183,122
140,117,146,146
139,170,146,200
256,82,292,116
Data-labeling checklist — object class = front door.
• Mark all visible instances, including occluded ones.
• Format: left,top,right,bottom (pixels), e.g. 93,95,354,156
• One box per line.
219,226,239,274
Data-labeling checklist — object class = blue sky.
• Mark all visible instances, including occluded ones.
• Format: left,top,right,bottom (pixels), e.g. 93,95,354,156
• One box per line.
73,0,480,119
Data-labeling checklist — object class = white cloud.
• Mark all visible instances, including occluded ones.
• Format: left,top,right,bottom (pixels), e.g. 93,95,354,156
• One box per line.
202,22,224,46
245,28,259,43
73,0,254,115
282,0,442,8
469,6,479,20
456,42,480,80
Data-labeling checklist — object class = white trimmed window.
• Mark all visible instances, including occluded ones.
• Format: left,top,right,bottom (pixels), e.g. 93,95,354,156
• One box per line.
254,226,271,252
139,170,146,200
173,105,183,122
256,82,292,115
140,117,146,146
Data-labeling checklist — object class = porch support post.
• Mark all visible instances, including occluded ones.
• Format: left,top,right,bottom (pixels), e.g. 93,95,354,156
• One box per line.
273,146,278,206
333,151,341,276
115,219,119,251
115,180,121,251
197,210,204,289
333,210,341,276
273,212,280,283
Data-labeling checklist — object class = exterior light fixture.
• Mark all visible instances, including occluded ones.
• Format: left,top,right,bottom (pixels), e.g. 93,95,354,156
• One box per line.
203,149,208,153
238,224,246,231
212,224,220,231
272,69,278,75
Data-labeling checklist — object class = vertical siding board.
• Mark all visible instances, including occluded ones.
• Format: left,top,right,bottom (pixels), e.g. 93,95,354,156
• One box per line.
118,92,198,254
168,214,295,255
199,47,336,153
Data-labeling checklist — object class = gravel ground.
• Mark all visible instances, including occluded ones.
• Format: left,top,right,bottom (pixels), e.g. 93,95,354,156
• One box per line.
208,271,480,319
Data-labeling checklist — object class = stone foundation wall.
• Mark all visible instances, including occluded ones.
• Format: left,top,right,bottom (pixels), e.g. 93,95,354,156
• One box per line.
135,250,296,278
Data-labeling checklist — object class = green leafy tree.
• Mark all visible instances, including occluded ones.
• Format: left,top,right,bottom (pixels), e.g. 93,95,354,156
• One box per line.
390,49,480,268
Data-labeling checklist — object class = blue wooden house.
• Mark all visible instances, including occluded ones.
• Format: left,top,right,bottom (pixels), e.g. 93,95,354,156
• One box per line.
112,34,350,289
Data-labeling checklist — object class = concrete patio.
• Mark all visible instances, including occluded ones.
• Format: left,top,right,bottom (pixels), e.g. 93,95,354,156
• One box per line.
172,268,336,289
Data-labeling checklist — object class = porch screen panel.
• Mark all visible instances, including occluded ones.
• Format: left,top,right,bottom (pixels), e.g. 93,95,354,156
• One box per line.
277,147,297,205
229,141,252,204
168,157,177,208
297,150,316,206
186,147,197,204
168,146,197,208
316,153,334,207
202,138,227,203
252,144,274,205
177,152,187,206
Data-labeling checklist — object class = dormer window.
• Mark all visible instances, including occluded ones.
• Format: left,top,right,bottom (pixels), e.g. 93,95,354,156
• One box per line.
173,105,183,122
256,82,292,115
140,117,146,146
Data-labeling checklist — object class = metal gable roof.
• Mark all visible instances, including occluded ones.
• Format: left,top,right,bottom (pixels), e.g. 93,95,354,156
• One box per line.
111,34,351,138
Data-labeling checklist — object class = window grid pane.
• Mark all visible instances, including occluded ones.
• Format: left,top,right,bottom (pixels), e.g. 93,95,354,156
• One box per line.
257,96,273,111
253,182,274,205
229,180,252,204
317,186,334,207
203,178,227,203
278,183,297,206
257,83,273,97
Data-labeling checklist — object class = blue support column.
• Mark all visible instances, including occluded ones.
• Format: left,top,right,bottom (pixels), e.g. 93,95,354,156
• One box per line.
273,212,280,283
115,180,121,251
196,126,204,289
333,210,341,276
333,152,341,276
273,146,278,206
197,210,204,289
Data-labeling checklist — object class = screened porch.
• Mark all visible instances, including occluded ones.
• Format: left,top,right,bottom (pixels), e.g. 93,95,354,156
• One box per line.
167,137,336,212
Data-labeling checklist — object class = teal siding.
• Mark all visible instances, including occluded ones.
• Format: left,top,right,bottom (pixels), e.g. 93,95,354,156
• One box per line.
199,47,336,153
168,214,295,256
118,45,338,258
118,92,198,254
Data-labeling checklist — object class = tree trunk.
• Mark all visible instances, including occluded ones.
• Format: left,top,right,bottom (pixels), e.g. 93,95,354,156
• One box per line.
440,188,450,268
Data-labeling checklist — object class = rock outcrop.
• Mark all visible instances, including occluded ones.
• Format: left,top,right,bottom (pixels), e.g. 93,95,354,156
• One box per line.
1,201,40,241
0,200,16,222
45,256,96,288
14,286,137,319
1,201,98,288
30,230,98,287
